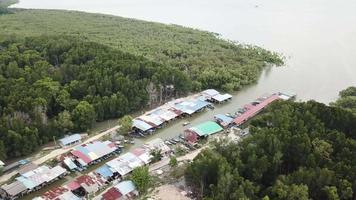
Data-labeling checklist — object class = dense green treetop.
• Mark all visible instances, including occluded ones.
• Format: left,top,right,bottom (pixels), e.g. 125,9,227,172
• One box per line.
185,100,356,200
0,0,17,14
331,86,356,115
0,9,282,91
0,35,191,159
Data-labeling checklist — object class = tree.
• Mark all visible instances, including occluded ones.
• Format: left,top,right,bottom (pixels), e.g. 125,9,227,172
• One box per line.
118,115,133,135
150,149,162,163
131,166,151,194
169,156,178,167
72,101,96,131
185,99,356,200
55,110,74,133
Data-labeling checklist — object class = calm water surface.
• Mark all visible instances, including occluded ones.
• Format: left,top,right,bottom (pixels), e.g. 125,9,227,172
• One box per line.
13,0,356,146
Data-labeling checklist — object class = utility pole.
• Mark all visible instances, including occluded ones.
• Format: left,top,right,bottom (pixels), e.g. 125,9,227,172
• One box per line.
53,136,56,146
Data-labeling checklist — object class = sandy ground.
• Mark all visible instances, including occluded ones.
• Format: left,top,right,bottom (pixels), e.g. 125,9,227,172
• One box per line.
150,185,191,200
0,125,120,184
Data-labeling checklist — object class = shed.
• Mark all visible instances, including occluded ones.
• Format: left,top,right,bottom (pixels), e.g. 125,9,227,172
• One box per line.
95,165,114,179
18,162,38,175
0,180,27,198
144,138,171,155
41,186,77,200
214,114,234,127
212,93,232,103
188,121,223,137
102,187,122,200
202,89,219,98
132,119,153,132
63,158,78,170
184,121,223,143
173,99,210,115
132,147,152,164
59,134,81,147
114,180,137,197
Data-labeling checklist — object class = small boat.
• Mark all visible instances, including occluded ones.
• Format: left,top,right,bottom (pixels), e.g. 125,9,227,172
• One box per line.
169,139,177,144
183,122,190,126
165,140,172,145
179,135,185,140
173,138,180,143
130,140,135,144
118,145,124,148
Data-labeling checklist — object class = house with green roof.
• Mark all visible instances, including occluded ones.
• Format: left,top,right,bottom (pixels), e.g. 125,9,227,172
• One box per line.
184,121,223,143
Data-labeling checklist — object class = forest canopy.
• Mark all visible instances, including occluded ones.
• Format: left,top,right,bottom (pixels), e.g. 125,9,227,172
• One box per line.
331,86,356,115
0,9,283,91
0,9,284,160
185,100,356,200
0,35,191,159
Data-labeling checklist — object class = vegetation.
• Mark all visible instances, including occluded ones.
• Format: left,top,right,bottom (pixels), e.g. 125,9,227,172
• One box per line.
331,86,356,115
185,100,356,200
150,149,163,163
0,36,191,159
0,9,282,92
0,0,17,15
131,166,151,194
0,9,283,160
118,115,133,135
169,156,178,168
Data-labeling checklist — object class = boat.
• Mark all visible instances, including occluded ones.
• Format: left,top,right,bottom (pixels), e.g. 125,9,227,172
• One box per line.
183,122,190,126
173,138,180,143
165,140,172,145
169,139,177,144
130,140,135,144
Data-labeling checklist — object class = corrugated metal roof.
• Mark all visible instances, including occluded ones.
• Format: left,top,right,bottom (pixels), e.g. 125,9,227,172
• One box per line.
18,162,38,175
41,186,68,200
0,180,27,196
106,152,144,176
57,191,81,200
214,114,233,124
66,181,81,191
234,94,280,125
96,165,114,178
174,99,210,114
102,187,122,200
59,134,81,146
73,140,118,164
132,148,152,164
71,150,92,164
132,119,152,131
189,121,223,137
114,181,136,196
63,158,78,170
17,165,67,189
138,114,164,126
212,93,232,102
202,89,219,97
145,138,171,154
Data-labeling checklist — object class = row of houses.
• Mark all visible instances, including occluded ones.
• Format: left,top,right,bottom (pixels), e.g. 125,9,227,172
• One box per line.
30,138,170,200
31,172,138,200
61,140,119,171
0,164,68,200
132,89,232,134
183,92,296,143
0,140,120,200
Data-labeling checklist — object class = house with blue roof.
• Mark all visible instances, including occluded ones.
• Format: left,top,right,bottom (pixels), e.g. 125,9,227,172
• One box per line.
58,134,82,147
